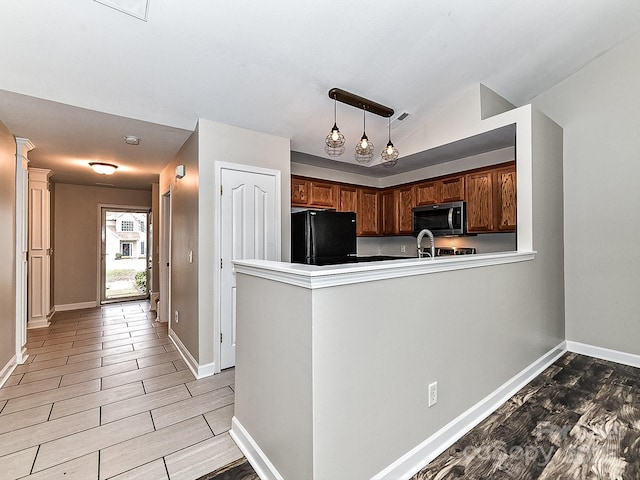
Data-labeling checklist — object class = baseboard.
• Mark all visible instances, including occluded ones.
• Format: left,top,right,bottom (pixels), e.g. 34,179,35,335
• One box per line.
55,301,98,312
16,348,28,365
230,417,284,480
373,342,567,480
168,329,216,379
27,318,50,329
566,340,640,368
0,354,19,389
150,292,160,312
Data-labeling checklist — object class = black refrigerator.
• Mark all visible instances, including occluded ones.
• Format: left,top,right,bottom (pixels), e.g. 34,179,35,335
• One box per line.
291,210,357,265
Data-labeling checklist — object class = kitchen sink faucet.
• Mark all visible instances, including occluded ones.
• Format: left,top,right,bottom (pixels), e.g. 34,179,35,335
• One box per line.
417,229,435,258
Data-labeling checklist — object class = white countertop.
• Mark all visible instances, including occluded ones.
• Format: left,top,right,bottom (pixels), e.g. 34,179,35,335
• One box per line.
233,251,536,289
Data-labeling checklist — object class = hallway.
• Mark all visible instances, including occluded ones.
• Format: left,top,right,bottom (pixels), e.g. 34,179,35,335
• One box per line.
0,301,241,479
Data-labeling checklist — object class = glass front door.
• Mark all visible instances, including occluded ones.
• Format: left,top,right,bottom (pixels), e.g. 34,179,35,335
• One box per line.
101,208,150,303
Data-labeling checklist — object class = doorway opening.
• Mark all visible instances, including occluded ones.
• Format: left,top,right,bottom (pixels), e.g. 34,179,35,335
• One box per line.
100,207,151,304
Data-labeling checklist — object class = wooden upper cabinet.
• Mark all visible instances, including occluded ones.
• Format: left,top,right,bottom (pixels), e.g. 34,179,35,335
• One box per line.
415,181,440,206
292,163,515,237
309,181,337,208
465,171,494,232
380,189,398,235
440,176,465,203
397,185,415,234
495,165,517,231
357,188,380,236
291,177,309,206
338,185,358,212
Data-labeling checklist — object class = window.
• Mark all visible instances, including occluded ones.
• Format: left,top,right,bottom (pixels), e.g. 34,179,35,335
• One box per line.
140,241,145,256
121,220,134,232
121,243,132,257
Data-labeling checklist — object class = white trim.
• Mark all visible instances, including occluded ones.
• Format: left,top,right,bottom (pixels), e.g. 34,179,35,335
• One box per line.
159,188,172,326
213,162,282,373
566,341,640,369
27,318,50,329
0,354,20,388
55,301,98,312
234,251,536,290
373,342,567,480
150,292,160,312
168,329,215,379
230,416,284,480
15,137,33,364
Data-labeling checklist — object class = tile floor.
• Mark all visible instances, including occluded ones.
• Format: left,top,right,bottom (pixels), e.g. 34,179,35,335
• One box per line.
0,301,243,480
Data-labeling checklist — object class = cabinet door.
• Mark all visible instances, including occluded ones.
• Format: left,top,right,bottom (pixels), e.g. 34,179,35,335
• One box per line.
465,171,493,232
397,185,415,234
338,185,358,212
357,188,380,236
309,181,338,208
495,165,517,231
440,176,464,203
415,181,440,206
291,177,309,206
380,189,398,235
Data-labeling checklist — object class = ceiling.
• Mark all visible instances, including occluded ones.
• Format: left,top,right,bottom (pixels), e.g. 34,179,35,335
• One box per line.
1,1,639,190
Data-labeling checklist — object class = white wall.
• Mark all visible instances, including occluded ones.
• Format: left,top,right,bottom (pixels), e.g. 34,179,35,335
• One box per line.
160,128,200,361
53,184,152,308
197,119,290,369
534,30,640,355
233,103,565,479
359,232,517,257
160,120,290,371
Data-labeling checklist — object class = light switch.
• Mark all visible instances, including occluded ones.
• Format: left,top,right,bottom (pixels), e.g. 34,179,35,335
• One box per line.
188,250,193,263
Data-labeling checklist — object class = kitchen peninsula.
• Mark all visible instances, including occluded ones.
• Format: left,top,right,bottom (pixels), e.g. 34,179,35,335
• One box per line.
230,105,566,479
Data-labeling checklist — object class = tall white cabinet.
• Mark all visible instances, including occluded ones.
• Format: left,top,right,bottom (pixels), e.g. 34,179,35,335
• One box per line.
28,168,53,329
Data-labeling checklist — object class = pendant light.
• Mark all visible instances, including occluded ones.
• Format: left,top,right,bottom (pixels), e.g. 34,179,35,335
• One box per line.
354,109,374,164
325,96,345,156
381,117,399,168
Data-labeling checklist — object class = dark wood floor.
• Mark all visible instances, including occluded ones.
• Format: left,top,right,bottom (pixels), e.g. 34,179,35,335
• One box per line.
412,352,640,479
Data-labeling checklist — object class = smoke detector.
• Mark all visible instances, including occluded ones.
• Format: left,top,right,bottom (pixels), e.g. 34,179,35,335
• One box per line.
124,135,140,145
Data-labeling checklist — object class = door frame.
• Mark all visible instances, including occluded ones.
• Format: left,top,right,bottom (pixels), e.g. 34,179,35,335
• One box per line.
213,161,281,373
159,188,172,324
14,138,33,365
96,204,151,305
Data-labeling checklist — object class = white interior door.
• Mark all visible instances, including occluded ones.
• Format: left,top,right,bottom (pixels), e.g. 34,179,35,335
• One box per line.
220,167,279,369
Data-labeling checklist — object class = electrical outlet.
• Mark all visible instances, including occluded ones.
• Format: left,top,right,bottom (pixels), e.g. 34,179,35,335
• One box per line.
428,382,438,407
401,245,406,253
174,310,179,323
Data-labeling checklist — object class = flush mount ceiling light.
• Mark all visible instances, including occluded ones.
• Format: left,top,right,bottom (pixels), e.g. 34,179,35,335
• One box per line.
124,135,140,145
325,96,346,157
381,117,399,168
354,109,374,164
89,162,118,175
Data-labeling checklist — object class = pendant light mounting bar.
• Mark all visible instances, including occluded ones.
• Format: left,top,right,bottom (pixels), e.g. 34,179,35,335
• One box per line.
328,88,394,118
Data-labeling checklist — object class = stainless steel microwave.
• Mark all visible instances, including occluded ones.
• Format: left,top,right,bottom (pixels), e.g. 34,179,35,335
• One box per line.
412,201,466,236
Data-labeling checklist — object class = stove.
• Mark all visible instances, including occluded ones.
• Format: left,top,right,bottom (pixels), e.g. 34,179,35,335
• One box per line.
435,246,477,256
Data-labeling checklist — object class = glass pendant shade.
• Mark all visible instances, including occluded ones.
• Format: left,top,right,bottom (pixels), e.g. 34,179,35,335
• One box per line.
354,110,374,164
325,98,345,156
380,118,399,167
